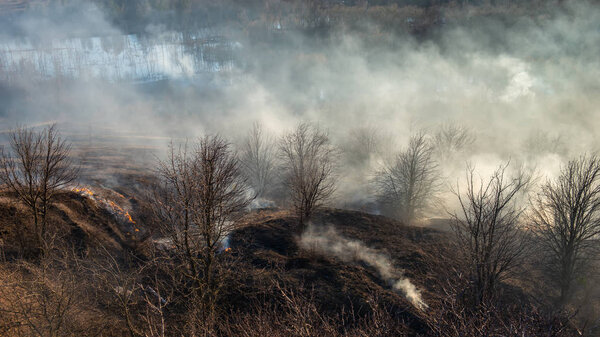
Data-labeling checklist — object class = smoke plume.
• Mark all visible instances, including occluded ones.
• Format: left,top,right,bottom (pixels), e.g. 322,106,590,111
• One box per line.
1,1,600,215
299,225,428,311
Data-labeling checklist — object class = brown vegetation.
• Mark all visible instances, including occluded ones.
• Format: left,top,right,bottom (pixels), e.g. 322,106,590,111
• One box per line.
0,125,78,254
0,126,590,336
153,135,252,332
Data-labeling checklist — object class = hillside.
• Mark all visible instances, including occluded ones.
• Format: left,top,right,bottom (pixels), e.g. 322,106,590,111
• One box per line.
1,0,600,335
0,186,439,332
0,186,572,336
229,208,442,331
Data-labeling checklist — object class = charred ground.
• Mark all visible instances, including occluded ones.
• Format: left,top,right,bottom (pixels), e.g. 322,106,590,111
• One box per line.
0,180,573,336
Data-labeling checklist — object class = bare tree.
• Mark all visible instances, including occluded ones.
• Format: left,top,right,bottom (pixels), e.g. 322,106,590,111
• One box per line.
424,241,576,337
432,123,475,161
451,163,530,305
374,132,438,225
154,135,251,327
521,130,567,159
531,155,600,306
279,123,337,228
240,122,276,199
0,124,78,252
341,125,388,168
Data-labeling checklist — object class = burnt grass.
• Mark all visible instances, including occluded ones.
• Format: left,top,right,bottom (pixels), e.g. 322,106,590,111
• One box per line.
227,208,445,334
0,190,452,335
0,187,559,335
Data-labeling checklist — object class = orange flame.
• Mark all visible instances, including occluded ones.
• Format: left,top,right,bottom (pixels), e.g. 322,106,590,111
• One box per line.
72,186,136,224
73,187,95,197
224,248,232,253
126,212,136,224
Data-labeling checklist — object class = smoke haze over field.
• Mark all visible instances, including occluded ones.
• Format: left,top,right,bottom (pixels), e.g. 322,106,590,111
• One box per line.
1,1,600,213
2,3,600,334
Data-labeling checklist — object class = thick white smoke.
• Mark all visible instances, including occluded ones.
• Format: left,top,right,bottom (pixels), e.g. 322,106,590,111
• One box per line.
2,1,600,216
299,225,428,311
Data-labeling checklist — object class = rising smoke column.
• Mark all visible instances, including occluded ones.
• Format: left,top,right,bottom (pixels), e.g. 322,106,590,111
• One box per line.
299,225,428,311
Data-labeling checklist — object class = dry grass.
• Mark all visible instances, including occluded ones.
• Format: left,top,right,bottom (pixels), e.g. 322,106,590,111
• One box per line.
0,191,581,336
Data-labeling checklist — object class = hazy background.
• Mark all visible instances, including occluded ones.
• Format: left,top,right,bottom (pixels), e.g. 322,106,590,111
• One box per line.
1,0,599,215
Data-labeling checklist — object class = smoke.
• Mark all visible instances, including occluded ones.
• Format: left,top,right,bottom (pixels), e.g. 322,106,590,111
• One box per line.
299,224,428,311
1,1,600,213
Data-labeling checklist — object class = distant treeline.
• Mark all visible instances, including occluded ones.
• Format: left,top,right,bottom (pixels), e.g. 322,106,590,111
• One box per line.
3,0,564,37
84,0,560,34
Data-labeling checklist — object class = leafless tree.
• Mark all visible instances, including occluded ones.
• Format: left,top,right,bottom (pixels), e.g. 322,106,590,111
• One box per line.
341,125,388,168
531,155,600,306
0,124,78,252
521,130,568,158
374,132,438,225
154,135,251,328
240,122,276,199
424,241,576,337
432,123,475,161
451,163,530,306
279,123,338,228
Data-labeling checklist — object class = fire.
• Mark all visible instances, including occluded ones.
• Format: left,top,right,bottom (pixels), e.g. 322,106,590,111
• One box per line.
126,213,136,224
72,186,137,225
73,187,94,198
224,247,232,253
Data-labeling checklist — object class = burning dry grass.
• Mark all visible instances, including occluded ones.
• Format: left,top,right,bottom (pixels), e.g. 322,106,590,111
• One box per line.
0,183,149,257
67,185,149,247
72,186,137,226
0,193,579,336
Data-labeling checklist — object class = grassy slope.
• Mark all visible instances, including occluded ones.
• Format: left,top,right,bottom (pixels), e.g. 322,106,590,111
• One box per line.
228,208,449,334
0,188,557,335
